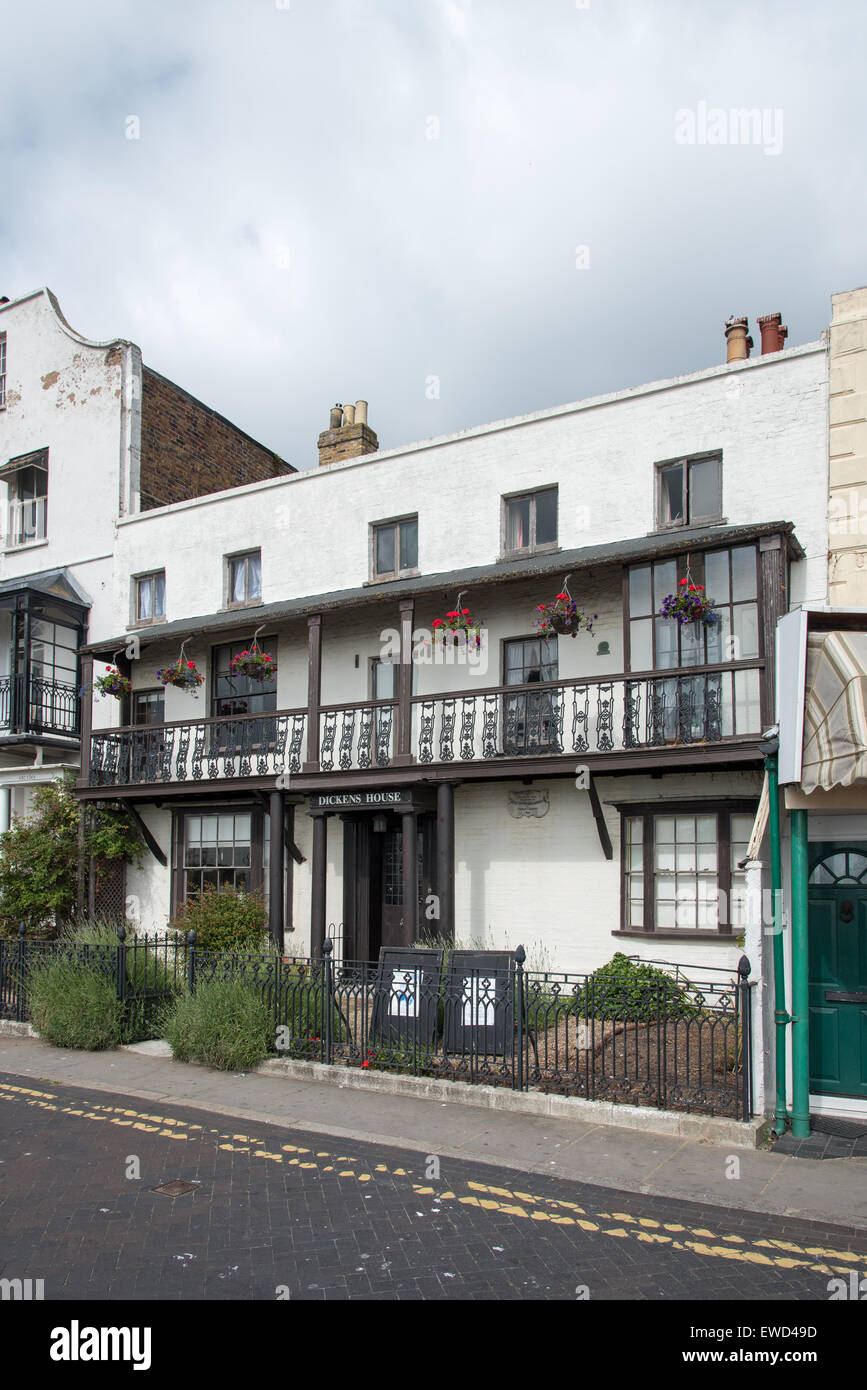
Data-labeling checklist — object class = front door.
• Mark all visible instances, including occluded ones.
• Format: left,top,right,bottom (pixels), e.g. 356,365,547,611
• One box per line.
808,845,867,1100
380,827,426,949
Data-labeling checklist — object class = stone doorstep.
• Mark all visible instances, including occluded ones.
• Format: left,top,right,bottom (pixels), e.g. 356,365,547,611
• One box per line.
0,1022,764,1148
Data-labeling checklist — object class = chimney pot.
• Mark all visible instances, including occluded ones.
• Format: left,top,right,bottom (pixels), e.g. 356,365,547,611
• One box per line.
724,316,752,363
757,313,789,355
318,400,378,467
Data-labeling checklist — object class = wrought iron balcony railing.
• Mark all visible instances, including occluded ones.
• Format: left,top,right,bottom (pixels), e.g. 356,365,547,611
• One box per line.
413,664,761,765
88,662,762,787
0,674,80,738
89,709,307,788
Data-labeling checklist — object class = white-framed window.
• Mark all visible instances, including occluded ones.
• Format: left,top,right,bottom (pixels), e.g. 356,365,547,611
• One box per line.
134,570,166,624
226,550,262,606
3,449,48,547
656,453,723,530
371,516,418,581
502,487,558,557
0,334,6,409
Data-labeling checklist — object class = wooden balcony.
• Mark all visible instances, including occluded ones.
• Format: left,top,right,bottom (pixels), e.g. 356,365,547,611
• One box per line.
86,659,764,793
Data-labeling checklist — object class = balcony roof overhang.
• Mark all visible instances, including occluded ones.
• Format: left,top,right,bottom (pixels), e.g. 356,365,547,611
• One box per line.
0,567,91,616
82,519,803,657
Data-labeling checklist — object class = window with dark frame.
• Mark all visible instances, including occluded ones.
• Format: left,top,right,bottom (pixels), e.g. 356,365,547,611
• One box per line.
621,804,755,934
0,334,6,409
503,636,559,753
625,544,762,738
372,516,418,580
134,571,166,624
180,810,258,900
212,638,277,719
656,453,722,530
132,689,165,726
3,450,48,547
503,487,558,556
227,550,262,606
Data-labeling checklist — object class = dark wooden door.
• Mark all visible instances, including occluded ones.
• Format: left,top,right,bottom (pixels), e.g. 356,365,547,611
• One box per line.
380,826,426,949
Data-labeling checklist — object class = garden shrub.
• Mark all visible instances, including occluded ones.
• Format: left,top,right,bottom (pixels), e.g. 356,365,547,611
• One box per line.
571,953,698,1022
169,885,268,953
162,977,272,1072
0,778,143,939
26,957,123,1050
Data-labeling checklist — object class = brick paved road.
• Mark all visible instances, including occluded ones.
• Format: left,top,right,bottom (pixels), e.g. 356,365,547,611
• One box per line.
1,1073,866,1303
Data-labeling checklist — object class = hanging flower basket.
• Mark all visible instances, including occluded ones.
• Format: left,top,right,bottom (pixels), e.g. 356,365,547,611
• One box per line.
229,648,277,682
659,579,720,627
534,593,596,640
90,668,132,700
156,658,204,693
432,607,483,650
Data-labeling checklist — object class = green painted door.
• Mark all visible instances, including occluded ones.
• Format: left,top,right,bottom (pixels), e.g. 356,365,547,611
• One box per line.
808,882,867,1099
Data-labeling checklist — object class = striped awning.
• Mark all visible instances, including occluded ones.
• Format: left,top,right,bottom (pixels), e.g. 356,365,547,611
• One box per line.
801,631,867,792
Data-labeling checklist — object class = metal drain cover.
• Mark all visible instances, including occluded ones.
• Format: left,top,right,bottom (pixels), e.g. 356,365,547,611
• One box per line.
152,1180,201,1197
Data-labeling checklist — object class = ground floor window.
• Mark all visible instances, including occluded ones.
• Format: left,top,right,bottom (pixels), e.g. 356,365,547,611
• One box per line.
621,801,755,933
174,807,264,904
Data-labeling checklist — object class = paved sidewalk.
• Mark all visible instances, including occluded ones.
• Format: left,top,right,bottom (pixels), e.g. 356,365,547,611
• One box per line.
2,1034,865,1232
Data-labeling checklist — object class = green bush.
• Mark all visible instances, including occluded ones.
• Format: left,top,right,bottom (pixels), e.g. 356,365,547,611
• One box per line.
26,958,123,1050
0,778,143,939
163,977,272,1071
169,885,268,953
571,953,698,1022
59,918,183,1043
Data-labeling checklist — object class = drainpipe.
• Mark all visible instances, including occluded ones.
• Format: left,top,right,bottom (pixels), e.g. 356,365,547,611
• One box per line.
790,808,811,1138
763,740,790,1135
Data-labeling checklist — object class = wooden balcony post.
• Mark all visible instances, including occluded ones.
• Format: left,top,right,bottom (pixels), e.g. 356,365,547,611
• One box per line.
79,652,93,787
759,534,787,728
393,597,415,766
304,613,322,772
268,789,285,950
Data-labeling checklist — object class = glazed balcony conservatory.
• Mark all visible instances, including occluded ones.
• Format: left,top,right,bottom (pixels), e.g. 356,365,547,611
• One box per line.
79,522,797,798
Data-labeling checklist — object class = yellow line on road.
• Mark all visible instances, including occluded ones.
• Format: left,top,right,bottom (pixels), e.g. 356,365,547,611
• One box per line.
1,1080,863,1278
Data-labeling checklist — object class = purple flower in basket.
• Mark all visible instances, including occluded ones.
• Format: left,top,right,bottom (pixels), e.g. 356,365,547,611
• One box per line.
659,580,720,627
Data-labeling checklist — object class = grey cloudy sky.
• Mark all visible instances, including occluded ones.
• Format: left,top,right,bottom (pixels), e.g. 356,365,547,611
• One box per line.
2,0,865,469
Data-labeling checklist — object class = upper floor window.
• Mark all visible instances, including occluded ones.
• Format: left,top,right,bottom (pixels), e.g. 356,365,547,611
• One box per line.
372,516,418,581
227,550,262,607
212,638,276,718
627,545,759,671
134,571,166,625
3,450,47,547
503,636,559,754
656,453,722,530
503,487,558,556
0,334,6,408
132,689,165,726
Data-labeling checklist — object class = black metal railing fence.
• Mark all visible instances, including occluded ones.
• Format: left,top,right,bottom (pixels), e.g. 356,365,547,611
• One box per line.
0,927,753,1119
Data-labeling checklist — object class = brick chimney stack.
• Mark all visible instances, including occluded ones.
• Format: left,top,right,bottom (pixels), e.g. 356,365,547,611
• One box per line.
318,400,379,467
724,316,753,363
757,313,788,355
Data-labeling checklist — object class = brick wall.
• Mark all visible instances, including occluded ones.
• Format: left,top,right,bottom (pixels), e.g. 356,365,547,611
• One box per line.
139,368,292,509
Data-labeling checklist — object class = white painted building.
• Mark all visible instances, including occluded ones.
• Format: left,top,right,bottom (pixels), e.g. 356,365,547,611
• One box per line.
0,287,291,910
74,312,830,1014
